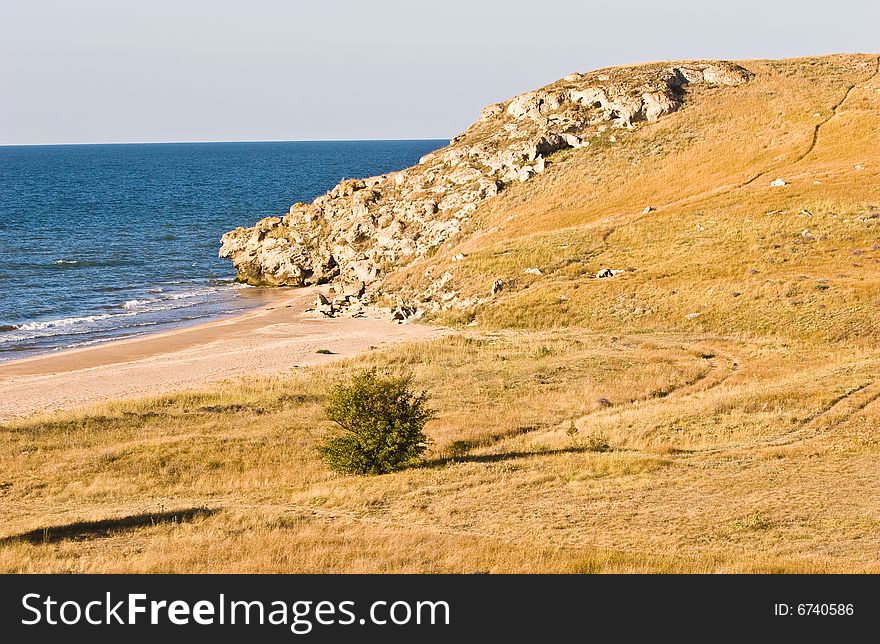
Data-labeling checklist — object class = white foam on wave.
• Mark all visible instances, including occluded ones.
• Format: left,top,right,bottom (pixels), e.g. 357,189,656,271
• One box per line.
17,313,116,331
122,299,152,310
167,287,218,300
2,283,245,348
121,286,222,311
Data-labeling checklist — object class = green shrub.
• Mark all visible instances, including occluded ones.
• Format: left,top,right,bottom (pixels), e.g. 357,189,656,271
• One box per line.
447,440,470,459
318,369,434,475
583,432,610,452
734,511,770,531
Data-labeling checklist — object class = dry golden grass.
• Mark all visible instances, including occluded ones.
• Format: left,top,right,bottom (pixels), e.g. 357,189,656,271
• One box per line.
3,54,880,572
2,331,880,572
386,54,880,343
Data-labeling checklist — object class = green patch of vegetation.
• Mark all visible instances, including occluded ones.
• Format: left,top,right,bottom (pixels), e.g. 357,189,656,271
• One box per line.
447,440,470,459
534,345,555,358
582,432,610,452
318,369,435,475
734,512,771,531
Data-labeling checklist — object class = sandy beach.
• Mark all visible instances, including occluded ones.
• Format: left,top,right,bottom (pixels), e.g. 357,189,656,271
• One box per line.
0,287,445,420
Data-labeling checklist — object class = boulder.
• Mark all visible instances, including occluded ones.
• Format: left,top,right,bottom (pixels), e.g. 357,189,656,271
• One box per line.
534,156,546,174
533,133,570,156
341,281,365,299
479,103,504,121
641,92,680,121
392,304,417,322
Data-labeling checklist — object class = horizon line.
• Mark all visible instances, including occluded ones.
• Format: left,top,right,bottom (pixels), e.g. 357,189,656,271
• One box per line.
0,136,452,148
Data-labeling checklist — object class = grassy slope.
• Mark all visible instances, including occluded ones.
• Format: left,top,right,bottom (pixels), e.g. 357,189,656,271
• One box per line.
2,54,880,572
389,54,880,341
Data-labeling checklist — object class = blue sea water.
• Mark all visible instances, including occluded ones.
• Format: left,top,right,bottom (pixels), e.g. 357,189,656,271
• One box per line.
0,140,445,360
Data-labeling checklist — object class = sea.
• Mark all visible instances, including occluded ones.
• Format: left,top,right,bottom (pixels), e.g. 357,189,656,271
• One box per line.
0,140,445,360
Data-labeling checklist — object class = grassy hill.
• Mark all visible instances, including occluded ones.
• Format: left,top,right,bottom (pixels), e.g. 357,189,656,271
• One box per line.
387,54,880,341
2,54,880,572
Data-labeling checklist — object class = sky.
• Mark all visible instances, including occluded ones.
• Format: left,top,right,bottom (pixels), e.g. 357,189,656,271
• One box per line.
1,0,878,145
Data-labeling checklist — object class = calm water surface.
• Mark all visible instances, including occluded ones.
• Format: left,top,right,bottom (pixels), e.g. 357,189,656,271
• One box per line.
0,140,445,359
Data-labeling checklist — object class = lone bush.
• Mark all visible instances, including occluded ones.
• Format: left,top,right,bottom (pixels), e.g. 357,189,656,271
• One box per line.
583,432,610,452
318,369,434,475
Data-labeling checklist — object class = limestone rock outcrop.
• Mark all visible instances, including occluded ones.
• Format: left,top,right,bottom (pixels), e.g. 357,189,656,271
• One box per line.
219,61,752,288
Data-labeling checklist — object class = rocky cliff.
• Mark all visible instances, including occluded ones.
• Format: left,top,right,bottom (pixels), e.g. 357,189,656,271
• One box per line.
219,61,752,302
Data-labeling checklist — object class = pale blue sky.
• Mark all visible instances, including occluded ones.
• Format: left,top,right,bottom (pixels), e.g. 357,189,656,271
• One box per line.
1,0,878,145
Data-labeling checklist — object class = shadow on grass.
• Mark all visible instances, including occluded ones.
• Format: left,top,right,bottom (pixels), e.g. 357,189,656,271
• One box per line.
0,507,216,546
422,445,608,468
445,424,545,457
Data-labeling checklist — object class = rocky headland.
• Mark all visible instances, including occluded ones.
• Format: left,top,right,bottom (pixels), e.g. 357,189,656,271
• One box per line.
219,61,752,319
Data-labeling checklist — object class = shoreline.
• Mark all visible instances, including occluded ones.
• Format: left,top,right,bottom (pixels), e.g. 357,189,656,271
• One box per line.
0,287,306,375
0,287,446,420
0,284,285,367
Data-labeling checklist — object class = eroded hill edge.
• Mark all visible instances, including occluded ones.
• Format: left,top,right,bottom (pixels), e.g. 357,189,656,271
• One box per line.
219,61,752,318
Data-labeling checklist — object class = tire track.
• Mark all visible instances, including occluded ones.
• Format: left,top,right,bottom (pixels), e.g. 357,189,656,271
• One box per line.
793,54,880,165
558,344,741,435
673,373,880,460
594,56,880,247
762,379,880,448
